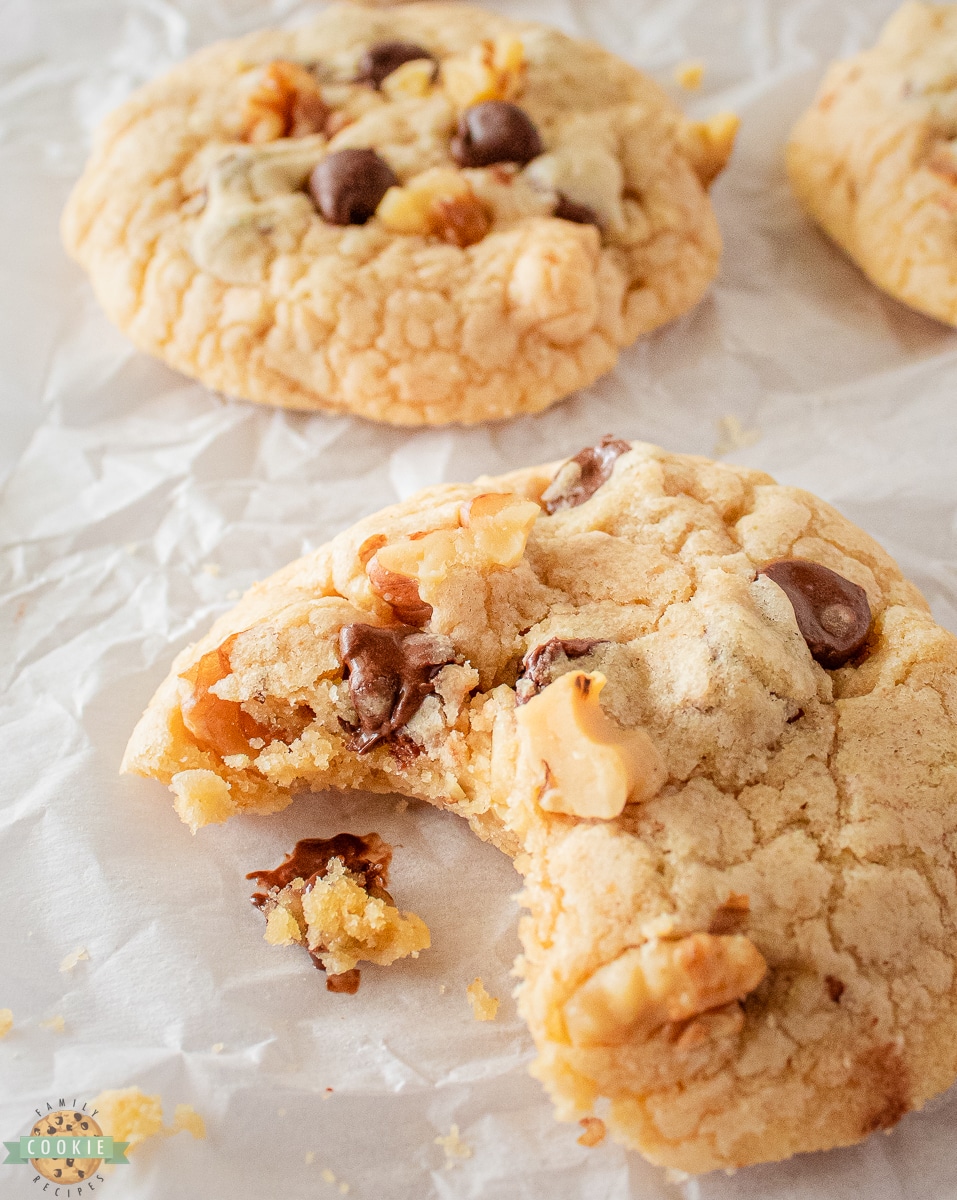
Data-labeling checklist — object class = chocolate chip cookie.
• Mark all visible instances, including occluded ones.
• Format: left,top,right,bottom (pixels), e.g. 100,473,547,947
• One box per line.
62,3,736,425
123,439,957,1171
788,2,957,324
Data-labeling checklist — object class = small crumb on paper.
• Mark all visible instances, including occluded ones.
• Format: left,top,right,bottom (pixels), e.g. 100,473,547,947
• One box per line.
322,1167,336,1184
466,977,499,1021
435,1123,472,1168
40,1015,65,1033
59,947,89,972
339,1183,350,1195
93,1088,164,1153
675,60,705,89
665,1167,692,1184
201,562,221,577
211,1042,224,1054
92,1088,206,1153
577,1116,606,1147
305,1151,316,1164
172,1104,206,1140
713,414,760,458
0,1009,12,1038
277,1107,287,1118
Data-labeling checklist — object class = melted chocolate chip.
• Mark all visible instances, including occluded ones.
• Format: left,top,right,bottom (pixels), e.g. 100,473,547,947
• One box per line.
247,832,392,900
516,637,603,703
451,101,544,168
553,193,600,227
540,435,631,514
826,975,845,1004
339,624,455,751
758,559,872,669
309,148,398,225
357,41,436,89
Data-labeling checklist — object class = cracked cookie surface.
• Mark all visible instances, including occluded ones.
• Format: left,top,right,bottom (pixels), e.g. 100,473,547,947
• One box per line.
123,440,957,1171
788,1,957,324
62,3,733,425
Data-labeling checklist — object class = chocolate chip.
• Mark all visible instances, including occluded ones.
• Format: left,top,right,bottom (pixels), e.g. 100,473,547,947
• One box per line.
540,435,631,514
758,559,872,669
451,101,544,167
516,637,603,703
309,148,398,225
357,41,436,89
247,833,393,900
825,975,845,1003
553,193,600,227
338,624,455,751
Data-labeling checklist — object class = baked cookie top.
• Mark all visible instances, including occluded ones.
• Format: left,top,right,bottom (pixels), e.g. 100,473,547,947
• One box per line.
62,3,735,425
788,1,957,324
122,439,957,1172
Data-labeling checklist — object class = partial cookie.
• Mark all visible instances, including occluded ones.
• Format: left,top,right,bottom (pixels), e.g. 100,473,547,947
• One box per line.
62,3,735,425
122,439,957,1172
788,2,957,323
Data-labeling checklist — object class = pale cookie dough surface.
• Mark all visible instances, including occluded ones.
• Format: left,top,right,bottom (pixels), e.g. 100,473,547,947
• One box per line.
122,440,957,1172
62,3,732,425
788,1,957,325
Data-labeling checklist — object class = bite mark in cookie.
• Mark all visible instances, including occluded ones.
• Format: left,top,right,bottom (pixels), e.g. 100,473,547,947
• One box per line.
123,440,957,1173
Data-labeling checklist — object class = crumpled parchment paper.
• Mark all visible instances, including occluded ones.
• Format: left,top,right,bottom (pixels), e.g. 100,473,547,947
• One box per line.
3,0,957,1196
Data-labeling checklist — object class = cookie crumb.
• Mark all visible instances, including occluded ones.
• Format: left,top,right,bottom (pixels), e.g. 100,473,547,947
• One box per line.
339,1184,350,1195
577,1116,606,1147
0,1009,12,1038
713,414,760,457
665,1167,691,1184
675,60,705,90
305,1151,316,1164
59,947,90,972
435,1123,472,1167
277,1107,287,1118
322,1167,336,1183
92,1088,164,1154
172,1104,206,1140
40,1015,65,1033
439,983,448,994
211,1042,224,1053
201,562,221,577
466,977,499,1021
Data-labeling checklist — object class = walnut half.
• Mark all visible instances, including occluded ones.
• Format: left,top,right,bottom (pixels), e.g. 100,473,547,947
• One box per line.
563,933,767,1047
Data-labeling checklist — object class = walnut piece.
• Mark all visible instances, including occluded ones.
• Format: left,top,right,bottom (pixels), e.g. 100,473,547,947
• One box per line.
563,933,767,1047
516,671,666,819
371,492,540,594
441,35,526,109
243,61,329,144
681,111,740,187
377,167,491,247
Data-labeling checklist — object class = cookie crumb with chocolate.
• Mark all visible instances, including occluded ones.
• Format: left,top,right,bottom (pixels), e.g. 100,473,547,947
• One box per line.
248,835,429,988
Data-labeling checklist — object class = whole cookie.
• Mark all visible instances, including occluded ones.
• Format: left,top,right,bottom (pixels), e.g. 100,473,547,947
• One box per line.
62,3,736,425
788,1,957,324
122,440,957,1171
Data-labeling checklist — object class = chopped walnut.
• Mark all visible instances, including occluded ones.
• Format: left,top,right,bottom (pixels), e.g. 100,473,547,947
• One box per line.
367,554,433,625
441,35,526,109
243,61,329,144
516,671,666,819
563,933,767,1047
371,492,539,599
376,167,491,246
682,111,740,187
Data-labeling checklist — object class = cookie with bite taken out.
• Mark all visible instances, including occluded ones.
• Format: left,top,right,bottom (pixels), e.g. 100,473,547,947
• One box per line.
123,439,957,1171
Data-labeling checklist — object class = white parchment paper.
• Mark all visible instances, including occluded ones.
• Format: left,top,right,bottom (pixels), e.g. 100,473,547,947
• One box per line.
3,1,957,1196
